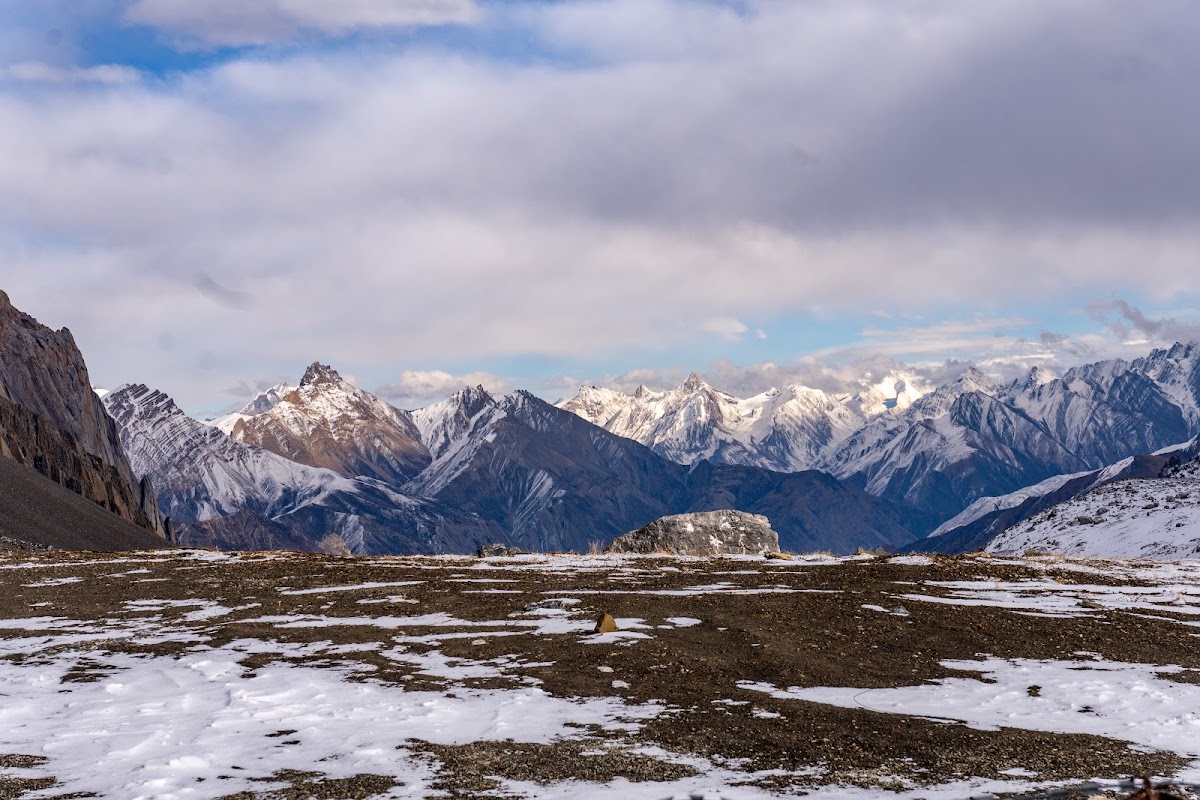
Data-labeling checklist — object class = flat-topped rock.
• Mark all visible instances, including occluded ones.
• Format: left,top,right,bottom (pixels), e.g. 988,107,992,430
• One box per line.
605,510,780,556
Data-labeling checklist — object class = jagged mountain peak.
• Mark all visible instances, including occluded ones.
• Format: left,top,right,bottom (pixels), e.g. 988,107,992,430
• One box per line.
681,372,708,392
301,362,345,387
230,362,431,485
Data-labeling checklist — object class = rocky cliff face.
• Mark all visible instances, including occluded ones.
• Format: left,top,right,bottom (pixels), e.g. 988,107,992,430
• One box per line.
0,291,164,538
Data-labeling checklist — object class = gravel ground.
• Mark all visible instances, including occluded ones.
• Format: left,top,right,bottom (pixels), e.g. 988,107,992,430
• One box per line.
1,549,1198,798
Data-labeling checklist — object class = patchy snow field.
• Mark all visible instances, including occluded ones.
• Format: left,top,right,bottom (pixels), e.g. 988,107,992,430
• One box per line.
1,549,1199,799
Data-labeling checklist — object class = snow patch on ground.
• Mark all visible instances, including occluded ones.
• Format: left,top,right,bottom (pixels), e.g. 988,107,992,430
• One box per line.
741,656,1200,768
0,643,661,800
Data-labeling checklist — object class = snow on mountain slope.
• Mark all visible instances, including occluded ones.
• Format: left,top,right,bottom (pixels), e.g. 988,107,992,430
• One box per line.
232,363,431,485
560,374,862,473
987,453,1200,559
929,470,1092,538
103,384,358,525
104,384,511,555
562,346,1200,532
407,387,508,498
208,383,295,434
846,371,929,416
1130,341,1200,427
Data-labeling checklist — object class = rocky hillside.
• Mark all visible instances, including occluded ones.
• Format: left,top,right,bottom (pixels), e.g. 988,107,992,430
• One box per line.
0,290,164,539
104,384,509,555
0,454,165,551
231,363,430,485
984,442,1200,559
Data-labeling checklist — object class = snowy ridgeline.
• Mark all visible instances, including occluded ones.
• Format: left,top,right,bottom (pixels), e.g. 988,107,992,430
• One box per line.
989,457,1200,559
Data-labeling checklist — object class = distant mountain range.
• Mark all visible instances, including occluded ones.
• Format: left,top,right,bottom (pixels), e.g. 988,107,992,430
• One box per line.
5,286,1200,558
561,344,1200,531
106,366,917,555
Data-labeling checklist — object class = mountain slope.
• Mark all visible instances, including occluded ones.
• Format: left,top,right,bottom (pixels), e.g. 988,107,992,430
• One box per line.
0,455,167,552
105,384,358,525
231,363,430,485
984,441,1200,559
909,453,1172,554
0,290,164,538
105,384,508,555
408,389,917,553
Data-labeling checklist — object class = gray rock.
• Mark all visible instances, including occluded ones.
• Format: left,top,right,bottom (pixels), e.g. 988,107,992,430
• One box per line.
476,543,524,558
605,510,780,556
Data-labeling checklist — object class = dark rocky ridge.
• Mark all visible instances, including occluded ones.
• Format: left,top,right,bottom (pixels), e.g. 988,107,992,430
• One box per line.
405,390,918,554
0,291,164,538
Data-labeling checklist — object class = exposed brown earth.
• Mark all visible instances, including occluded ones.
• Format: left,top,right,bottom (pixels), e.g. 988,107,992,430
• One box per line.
1,550,1197,798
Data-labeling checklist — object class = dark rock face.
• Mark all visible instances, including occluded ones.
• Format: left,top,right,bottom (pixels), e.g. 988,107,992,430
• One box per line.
0,291,164,538
179,509,352,555
0,448,166,552
606,511,780,556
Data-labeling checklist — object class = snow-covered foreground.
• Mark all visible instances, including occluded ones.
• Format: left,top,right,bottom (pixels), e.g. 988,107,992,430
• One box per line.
2,549,1200,799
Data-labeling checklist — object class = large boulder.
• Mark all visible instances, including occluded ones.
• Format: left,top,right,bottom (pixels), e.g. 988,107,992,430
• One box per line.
605,510,780,556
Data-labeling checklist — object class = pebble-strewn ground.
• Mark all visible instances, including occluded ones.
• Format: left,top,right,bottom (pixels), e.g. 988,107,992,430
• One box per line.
2,549,1200,799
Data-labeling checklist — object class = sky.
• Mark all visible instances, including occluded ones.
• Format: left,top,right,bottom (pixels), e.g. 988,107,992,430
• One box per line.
1,0,1199,417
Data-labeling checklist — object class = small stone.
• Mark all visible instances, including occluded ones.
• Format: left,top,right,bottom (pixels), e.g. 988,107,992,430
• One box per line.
594,613,619,633
764,551,792,560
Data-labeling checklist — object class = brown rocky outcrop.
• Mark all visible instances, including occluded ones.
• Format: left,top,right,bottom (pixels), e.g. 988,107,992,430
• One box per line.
0,290,165,538
605,510,780,556
232,362,431,486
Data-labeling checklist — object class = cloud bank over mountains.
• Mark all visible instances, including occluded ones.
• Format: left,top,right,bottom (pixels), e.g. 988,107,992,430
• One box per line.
0,0,1198,413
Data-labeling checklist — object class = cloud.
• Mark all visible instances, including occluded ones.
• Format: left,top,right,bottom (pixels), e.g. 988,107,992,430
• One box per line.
0,61,141,85
3,0,1200,411
698,316,750,340
375,369,510,408
1088,300,1200,345
125,0,480,47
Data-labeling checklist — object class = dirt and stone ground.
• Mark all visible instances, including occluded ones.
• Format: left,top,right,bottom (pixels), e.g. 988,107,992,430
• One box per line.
1,549,1199,799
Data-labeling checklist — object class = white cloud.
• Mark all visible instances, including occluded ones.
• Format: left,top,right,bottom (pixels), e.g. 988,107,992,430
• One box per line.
698,316,749,341
2,1,1200,410
0,61,142,85
125,0,480,47
376,369,510,408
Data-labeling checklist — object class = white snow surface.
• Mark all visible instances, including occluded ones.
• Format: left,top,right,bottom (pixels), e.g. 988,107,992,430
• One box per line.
0,642,659,800
989,467,1200,559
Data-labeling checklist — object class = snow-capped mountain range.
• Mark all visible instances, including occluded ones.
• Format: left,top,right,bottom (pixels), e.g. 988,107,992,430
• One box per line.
561,343,1200,528
561,371,920,472
108,365,918,555
227,363,431,485
104,383,509,555
103,342,1200,557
